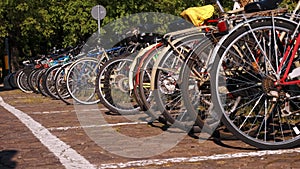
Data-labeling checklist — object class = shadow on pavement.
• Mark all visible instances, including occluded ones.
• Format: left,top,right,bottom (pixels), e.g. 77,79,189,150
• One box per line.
0,84,17,92
212,130,258,151
0,150,18,169
0,87,15,93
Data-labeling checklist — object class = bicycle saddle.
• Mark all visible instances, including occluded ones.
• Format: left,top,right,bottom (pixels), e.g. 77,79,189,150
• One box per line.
244,0,283,13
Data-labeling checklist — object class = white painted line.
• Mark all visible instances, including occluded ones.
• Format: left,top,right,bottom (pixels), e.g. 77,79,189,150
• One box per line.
48,122,148,131
30,110,71,115
30,108,109,115
0,97,96,169
99,148,300,169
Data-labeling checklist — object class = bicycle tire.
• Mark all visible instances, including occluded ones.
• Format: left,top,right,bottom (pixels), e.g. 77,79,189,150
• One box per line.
135,43,164,120
95,55,140,114
8,72,18,89
30,68,44,93
16,69,33,93
180,35,220,131
27,69,40,93
211,18,300,149
37,68,51,97
66,57,103,104
43,64,62,99
151,33,208,130
55,62,73,105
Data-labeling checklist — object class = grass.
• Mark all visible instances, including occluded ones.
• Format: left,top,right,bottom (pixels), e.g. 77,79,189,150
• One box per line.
0,89,53,106
13,97,51,104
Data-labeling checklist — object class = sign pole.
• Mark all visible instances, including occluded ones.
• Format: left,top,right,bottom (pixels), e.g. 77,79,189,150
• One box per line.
98,18,101,35
91,5,106,36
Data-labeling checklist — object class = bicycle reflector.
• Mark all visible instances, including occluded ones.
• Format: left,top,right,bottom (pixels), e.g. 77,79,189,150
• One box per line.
217,20,229,33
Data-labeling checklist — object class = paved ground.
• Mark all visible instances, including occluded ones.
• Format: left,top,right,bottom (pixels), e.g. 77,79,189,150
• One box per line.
1,89,300,169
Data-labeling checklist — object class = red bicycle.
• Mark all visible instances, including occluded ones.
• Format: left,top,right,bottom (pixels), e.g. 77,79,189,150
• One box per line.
210,0,300,149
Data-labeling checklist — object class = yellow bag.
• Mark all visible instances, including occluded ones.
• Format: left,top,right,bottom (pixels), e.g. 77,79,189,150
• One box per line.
180,5,215,26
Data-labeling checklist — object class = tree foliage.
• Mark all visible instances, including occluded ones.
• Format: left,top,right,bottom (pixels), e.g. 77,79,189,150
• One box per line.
0,0,297,67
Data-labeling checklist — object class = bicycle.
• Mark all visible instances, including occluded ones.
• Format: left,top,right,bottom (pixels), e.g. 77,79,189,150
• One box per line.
95,31,161,114
209,0,300,149
144,0,247,130
64,46,123,105
144,0,291,136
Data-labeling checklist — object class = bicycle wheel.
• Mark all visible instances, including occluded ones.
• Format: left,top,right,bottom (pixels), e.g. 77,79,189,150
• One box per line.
180,35,220,130
31,68,45,93
14,70,22,90
8,72,18,89
211,18,300,149
55,62,73,105
16,69,33,93
135,43,164,120
37,68,50,97
129,44,157,110
95,55,140,114
27,68,42,93
66,57,103,104
43,64,62,99
151,33,208,130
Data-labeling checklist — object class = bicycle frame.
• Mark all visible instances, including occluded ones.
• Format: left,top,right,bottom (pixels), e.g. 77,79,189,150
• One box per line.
278,33,300,85
207,0,300,149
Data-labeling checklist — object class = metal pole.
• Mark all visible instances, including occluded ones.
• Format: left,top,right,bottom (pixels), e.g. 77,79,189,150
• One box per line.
98,9,101,35
98,19,101,35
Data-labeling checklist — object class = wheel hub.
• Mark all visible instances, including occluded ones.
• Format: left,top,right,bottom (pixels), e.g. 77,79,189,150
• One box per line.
160,76,177,94
113,74,129,92
262,77,274,93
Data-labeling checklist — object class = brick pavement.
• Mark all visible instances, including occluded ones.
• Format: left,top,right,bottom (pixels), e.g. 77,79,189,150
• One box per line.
1,88,300,169
0,105,63,169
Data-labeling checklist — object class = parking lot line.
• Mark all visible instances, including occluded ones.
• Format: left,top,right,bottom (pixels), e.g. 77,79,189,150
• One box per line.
30,108,109,115
0,96,96,169
99,147,300,169
48,122,148,131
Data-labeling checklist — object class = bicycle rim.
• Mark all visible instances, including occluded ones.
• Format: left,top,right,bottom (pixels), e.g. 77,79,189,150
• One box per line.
211,18,300,149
